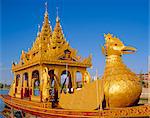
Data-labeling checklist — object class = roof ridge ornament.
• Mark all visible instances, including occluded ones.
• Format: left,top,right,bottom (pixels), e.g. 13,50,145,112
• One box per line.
56,7,60,22
37,24,40,36
45,2,48,14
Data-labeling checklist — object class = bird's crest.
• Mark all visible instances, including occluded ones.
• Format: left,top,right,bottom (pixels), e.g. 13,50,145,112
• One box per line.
104,33,123,46
102,33,136,56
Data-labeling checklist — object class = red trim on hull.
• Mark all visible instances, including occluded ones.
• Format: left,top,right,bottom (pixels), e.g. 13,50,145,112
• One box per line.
1,95,150,117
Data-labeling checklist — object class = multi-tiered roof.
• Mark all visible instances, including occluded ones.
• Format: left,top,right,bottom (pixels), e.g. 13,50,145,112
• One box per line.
12,4,92,72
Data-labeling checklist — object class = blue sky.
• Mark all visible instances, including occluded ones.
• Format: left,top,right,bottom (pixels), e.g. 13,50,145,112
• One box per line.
0,0,149,84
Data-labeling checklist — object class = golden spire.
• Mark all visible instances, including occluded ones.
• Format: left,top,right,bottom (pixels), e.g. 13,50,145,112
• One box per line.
41,2,52,40
31,2,52,51
51,9,66,49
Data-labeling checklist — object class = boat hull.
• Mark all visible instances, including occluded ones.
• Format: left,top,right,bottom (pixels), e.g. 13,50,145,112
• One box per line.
0,95,150,118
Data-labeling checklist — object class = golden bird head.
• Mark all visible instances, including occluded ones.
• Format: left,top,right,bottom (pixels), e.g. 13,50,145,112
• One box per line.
102,33,136,56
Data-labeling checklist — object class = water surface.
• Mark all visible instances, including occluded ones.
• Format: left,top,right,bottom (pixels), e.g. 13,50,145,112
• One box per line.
0,90,9,118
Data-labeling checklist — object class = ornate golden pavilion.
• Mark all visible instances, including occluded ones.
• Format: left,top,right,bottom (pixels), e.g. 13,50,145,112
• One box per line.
10,4,92,102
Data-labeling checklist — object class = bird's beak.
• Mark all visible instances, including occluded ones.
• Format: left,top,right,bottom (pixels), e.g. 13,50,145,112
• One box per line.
121,46,137,54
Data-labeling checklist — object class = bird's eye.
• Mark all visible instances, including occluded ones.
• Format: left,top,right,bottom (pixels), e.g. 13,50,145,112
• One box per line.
115,44,117,46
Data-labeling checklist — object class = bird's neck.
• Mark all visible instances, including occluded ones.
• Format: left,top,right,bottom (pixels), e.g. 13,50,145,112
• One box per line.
103,55,128,76
105,55,124,66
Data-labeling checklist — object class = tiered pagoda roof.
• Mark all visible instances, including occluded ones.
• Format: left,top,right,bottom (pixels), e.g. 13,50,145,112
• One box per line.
12,4,92,72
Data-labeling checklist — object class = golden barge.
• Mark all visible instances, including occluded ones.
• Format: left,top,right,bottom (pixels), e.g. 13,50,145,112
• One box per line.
1,2,150,117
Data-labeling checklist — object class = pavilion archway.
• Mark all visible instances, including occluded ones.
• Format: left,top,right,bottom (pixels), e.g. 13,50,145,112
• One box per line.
60,70,72,93
15,74,21,93
32,70,40,96
48,69,59,104
23,72,29,98
76,71,82,89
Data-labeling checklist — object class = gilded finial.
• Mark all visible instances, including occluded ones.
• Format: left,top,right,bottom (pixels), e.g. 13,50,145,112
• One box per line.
38,24,40,31
37,24,40,36
45,2,48,14
56,7,60,22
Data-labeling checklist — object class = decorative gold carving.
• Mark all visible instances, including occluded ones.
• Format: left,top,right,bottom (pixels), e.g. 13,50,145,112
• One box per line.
8,80,15,97
42,67,50,102
83,71,91,83
82,54,92,66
